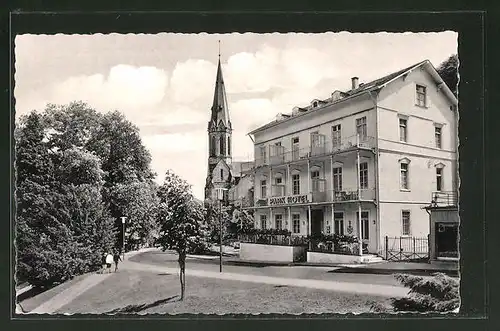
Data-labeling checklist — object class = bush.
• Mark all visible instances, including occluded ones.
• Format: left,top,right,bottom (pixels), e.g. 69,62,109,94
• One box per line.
391,272,460,312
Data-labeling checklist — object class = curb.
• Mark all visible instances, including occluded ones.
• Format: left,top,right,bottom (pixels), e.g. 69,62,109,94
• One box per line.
331,267,459,277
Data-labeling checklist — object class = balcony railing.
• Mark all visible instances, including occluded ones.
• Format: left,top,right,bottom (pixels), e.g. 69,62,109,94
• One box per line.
254,187,376,206
252,134,375,168
430,191,458,207
331,187,376,202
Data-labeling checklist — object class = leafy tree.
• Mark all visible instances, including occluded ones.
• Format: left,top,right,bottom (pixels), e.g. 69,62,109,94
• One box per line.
39,102,157,250
111,180,160,250
391,273,460,312
156,170,209,300
436,54,459,97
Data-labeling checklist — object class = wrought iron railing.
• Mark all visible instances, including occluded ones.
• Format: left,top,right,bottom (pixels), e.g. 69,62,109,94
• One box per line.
250,134,376,169
383,236,429,261
254,187,376,206
431,191,458,207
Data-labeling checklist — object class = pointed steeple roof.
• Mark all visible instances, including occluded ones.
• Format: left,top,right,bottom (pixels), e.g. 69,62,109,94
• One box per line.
209,52,231,130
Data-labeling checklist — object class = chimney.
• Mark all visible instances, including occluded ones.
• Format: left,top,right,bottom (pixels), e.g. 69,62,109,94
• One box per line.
351,77,359,90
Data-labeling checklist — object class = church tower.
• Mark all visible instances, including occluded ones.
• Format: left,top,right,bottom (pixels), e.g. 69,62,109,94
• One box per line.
205,46,233,205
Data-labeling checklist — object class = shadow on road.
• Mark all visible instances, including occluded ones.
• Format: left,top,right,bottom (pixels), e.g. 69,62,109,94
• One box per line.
106,295,180,313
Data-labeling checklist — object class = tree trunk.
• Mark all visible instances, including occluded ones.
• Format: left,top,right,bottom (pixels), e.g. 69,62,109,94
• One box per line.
178,251,186,301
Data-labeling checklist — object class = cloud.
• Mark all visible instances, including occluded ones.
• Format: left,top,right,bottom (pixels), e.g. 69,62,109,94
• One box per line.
169,59,216,105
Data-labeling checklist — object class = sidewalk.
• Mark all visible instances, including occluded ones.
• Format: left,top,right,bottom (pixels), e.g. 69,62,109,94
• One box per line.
23,248,157,314
123,260,409,298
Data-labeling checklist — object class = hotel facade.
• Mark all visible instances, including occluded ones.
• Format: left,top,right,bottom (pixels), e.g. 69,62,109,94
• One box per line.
245,60,458,255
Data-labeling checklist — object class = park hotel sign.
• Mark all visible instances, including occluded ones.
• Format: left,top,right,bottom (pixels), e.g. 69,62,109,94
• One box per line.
268,195,309,206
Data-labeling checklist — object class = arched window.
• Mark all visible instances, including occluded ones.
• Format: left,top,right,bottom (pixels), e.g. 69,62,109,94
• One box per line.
220,136,225,156
210,136,216,156
228,136,231,156
220,169,224,181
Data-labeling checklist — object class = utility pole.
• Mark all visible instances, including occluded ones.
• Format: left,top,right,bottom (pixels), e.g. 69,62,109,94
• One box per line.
216,188,227,273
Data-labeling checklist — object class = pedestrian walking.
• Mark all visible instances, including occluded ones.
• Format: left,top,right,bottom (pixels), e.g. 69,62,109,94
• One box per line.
105,252,114,273
100,253,107,274
113,251,122,272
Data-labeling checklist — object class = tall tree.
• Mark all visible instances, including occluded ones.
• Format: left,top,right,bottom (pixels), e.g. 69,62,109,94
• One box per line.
111,181,160,250
436,54,459,97
156,170,209,300
41,102,157,250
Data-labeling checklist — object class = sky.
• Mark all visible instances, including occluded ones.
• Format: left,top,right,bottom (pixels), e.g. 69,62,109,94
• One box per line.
14,32,457,200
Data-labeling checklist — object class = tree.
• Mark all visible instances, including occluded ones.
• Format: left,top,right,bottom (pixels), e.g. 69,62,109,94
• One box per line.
111,181,160,250
156,170,209,300
391,273,460,312
436,54,459,97
40,102,157,250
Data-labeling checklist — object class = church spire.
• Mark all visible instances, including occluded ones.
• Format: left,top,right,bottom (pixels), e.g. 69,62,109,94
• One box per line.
210,41,231,130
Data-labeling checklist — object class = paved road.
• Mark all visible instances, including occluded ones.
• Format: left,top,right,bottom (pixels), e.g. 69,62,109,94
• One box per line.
123,259,408,298
130,250,402,287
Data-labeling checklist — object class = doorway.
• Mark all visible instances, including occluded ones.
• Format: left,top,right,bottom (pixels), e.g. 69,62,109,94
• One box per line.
435,223,458,258
311,209,324,236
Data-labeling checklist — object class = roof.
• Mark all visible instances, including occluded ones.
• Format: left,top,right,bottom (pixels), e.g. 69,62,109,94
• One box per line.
248,60,457,135
208,58,231,130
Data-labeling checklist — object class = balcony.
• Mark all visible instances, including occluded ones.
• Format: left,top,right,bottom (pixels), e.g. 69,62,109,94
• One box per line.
430,191,458,207
252,134,376,169
331,187,376,202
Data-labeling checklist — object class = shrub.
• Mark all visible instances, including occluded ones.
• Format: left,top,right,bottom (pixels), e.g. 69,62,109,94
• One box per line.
391,272,460,312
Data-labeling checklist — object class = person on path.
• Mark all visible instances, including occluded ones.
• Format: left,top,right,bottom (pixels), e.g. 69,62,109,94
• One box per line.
105,253,114,273
113,251,122,272
100,253,107,274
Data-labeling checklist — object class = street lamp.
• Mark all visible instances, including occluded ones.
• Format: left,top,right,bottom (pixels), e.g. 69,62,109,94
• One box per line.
215,188,228,273
121,216,127,261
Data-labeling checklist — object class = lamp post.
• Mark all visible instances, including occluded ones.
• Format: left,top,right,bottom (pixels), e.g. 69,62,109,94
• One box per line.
216,188,228,273
121,216,127,261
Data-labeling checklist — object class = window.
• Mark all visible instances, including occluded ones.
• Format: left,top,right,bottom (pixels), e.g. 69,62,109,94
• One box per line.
313,101,318,108
356,117,367,142
259,145,267,163
416,85,427,107
228,136,231,156
260,180,267,198
210,136,216,156
220,136,225,156
311,170,320,192
435,126,442,149
292,137,300,160
292,174,300,195
292,214,301,234
334,212,344,235
332,124,342,149
436,168,443,191
220,169,224,181
356,211,369,240
311,131,320,147
359,162,368,189
326,225,331,234
402,211,411,236
399,118,408,142
400,162,409,190
333,167,343,192
260,215,267,230
275,214,283,230
275,176,282,185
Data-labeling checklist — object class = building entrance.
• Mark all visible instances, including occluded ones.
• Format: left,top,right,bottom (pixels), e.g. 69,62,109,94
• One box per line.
310,209,324,237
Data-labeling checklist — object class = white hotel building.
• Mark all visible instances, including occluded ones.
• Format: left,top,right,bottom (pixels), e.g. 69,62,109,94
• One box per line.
246,60,458,255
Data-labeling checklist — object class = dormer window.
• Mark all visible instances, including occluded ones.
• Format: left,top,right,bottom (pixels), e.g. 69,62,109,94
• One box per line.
313,101,318,108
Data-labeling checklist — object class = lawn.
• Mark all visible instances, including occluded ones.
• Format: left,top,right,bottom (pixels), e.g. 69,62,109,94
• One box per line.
56,270,391,315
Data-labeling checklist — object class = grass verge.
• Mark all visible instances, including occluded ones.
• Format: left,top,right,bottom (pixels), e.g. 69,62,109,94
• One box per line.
56,269,391,315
